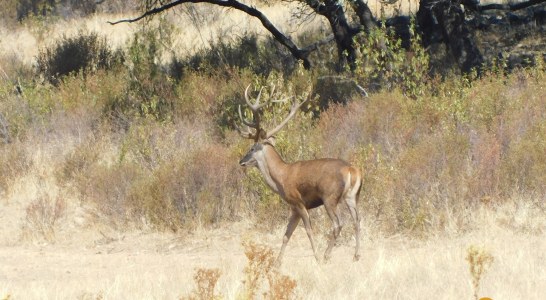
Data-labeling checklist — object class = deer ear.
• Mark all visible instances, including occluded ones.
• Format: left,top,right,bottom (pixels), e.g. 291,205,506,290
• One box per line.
264,136,276,146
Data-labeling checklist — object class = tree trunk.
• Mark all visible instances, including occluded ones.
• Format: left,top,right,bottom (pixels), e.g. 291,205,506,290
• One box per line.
349,0,378,33
307,0,360,70
417,0,484,73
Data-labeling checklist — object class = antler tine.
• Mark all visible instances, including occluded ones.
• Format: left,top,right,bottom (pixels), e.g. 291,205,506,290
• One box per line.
265,95,309,139
237,104,261,141
245,85,269,111
269,84,276,100
235,123,256,139
271,96,293,103
240,84,268,142
269,85,294,104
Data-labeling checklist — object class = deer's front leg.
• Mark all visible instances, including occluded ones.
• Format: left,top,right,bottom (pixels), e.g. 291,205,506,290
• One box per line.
276,208,301,267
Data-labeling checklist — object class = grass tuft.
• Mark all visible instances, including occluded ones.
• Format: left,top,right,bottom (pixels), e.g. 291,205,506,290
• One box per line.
21,194,66,241
242,241,298,299
182,268,222,300
466,245,494,300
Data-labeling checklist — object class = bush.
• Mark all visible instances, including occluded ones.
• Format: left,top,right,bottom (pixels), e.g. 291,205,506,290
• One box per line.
107,25,179,122
242,241,298,299
183,268,222,300
36,31,124,85
16,0,56,21
0,0,18,27
21,194,66,241
126,143,245,230
16,0,104,20
355,19,429,97
4,14,544,238
311,67,545,234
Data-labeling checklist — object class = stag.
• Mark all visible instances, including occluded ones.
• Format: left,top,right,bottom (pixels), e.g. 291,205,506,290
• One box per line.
237,85,362,265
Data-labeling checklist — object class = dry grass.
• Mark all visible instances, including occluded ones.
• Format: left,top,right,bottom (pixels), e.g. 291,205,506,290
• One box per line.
0,211,544,299
21,194,66,242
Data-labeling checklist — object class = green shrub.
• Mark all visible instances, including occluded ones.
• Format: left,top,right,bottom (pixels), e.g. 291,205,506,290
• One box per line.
16,0,56,21
36,31,124,85
115,26,178,122
16,0,100,20
355,19,429,97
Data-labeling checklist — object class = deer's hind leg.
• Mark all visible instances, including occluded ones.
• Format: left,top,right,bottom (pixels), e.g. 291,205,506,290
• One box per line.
345,191,361,261
294,204,320,263
323,202,342,262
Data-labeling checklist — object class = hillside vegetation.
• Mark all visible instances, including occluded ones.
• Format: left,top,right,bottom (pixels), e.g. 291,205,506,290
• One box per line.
0,3,545,299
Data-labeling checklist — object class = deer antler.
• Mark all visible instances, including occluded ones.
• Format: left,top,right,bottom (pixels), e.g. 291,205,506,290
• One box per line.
265,95,308,139
237,85,266,141
237,84,308,141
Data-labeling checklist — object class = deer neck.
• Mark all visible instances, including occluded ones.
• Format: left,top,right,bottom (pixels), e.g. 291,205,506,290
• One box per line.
256,144,288,195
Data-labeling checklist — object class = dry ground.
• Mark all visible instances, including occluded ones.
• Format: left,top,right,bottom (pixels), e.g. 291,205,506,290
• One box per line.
1,201,545,299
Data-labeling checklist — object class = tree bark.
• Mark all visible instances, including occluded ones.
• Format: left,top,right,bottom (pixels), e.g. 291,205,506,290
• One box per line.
306,0,361,70
348,0,378,33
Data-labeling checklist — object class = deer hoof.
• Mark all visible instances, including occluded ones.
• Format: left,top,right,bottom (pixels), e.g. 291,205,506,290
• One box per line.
353,254,361,262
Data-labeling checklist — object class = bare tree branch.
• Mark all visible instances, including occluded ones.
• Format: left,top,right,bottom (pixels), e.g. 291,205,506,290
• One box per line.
109,0,313,68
